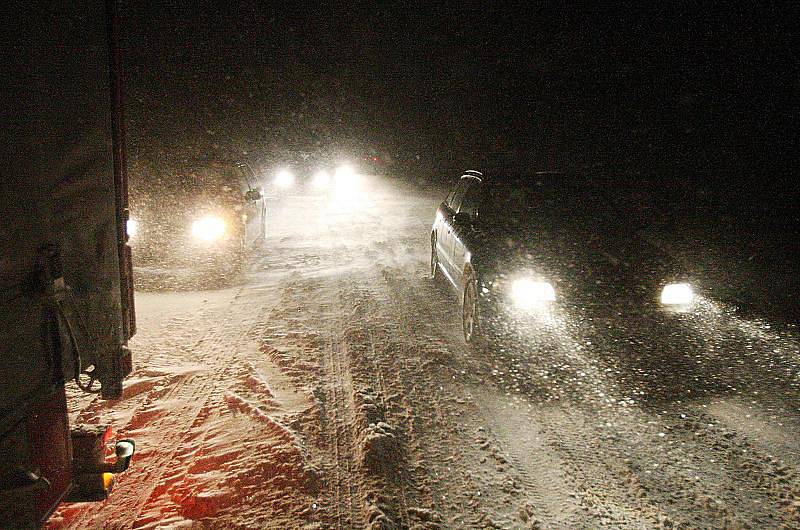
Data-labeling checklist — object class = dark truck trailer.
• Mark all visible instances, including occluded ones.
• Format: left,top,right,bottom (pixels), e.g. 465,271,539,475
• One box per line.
1,2,136,526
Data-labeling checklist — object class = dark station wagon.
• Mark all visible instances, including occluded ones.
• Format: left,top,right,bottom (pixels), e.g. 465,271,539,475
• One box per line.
430,170,698,343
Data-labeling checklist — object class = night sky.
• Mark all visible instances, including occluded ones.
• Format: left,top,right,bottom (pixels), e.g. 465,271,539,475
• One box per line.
121,2,795,182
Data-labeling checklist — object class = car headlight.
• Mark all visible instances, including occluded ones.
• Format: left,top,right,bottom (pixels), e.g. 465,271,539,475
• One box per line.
331,163,363,200
313,169,331,189
660,282,694,306
334,164,357,188
126,218,138,238
335,164,354,179
511,278,556,310
275,169,294,188
191,215,226,242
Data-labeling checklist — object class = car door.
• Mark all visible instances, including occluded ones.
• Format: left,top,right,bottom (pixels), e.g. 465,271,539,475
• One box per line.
451,180,482,289
437,178,471,283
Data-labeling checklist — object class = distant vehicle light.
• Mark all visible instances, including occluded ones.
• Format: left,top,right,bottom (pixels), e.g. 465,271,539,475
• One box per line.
334,164,355,181
313,169,331,189
126,218,138,238
330,164,363,203
660,282,694,306
511,279,556,310
191,215,226,242
275,169,294,188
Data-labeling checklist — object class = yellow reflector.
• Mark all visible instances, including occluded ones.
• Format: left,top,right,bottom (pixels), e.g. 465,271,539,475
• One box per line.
102,472,115,492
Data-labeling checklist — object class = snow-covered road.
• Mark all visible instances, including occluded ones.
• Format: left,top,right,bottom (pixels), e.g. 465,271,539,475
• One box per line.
50,175,800,529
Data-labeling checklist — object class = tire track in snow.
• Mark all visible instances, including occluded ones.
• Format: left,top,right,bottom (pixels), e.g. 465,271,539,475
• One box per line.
337,279,418,527
321,327,363,529
377,262,580,526
473,396,590,527
347,258,483,526
258,273,368,529
126,292,297,528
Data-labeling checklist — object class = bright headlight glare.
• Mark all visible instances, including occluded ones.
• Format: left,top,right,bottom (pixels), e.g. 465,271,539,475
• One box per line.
275,169,294,188
313,169,331,188
191,216,226,242
126,218,138,237
333,164,361,197
511,279,556,309
660,282,694,305
334,164,355,180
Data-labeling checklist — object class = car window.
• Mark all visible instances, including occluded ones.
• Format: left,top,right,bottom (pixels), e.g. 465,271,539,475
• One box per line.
237,175,252,193
446,180,468,210
449,179,474,211
445,186,458,208
458,182,482,219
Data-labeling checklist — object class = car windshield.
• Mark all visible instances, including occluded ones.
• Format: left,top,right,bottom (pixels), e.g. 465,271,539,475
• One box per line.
131,165,247,206
480,175,620,230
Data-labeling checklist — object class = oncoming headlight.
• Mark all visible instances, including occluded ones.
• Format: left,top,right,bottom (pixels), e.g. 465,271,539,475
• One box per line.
275,169,294,188
334,164,358,190
126,218,138,238
329,164,365,206
191,216,226,242
511,279,556,310
313,169,331,189
660,282,694,306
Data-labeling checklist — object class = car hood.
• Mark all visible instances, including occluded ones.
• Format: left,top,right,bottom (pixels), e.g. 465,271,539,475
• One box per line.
471,215,693,310
129,184,248,248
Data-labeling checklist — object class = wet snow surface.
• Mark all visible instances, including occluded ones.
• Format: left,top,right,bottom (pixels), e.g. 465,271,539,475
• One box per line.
50,176,800,529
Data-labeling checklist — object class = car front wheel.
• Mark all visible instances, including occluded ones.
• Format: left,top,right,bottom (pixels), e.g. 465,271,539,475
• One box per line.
430,235,441,280
462,273,481,343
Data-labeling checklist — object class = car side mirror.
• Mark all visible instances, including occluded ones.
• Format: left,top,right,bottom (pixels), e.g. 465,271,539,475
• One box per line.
453,212,471,225
245,189,262,201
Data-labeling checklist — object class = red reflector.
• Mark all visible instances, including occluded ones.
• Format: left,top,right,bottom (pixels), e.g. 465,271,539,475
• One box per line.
101,425,113,444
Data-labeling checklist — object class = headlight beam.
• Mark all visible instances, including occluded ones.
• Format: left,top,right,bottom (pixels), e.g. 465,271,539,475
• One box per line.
660,282,694,306
191,215,226,242
511,278,556,310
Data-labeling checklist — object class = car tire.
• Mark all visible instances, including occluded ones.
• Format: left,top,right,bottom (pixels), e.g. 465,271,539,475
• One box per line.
430,235,441,280
462,271,483,344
